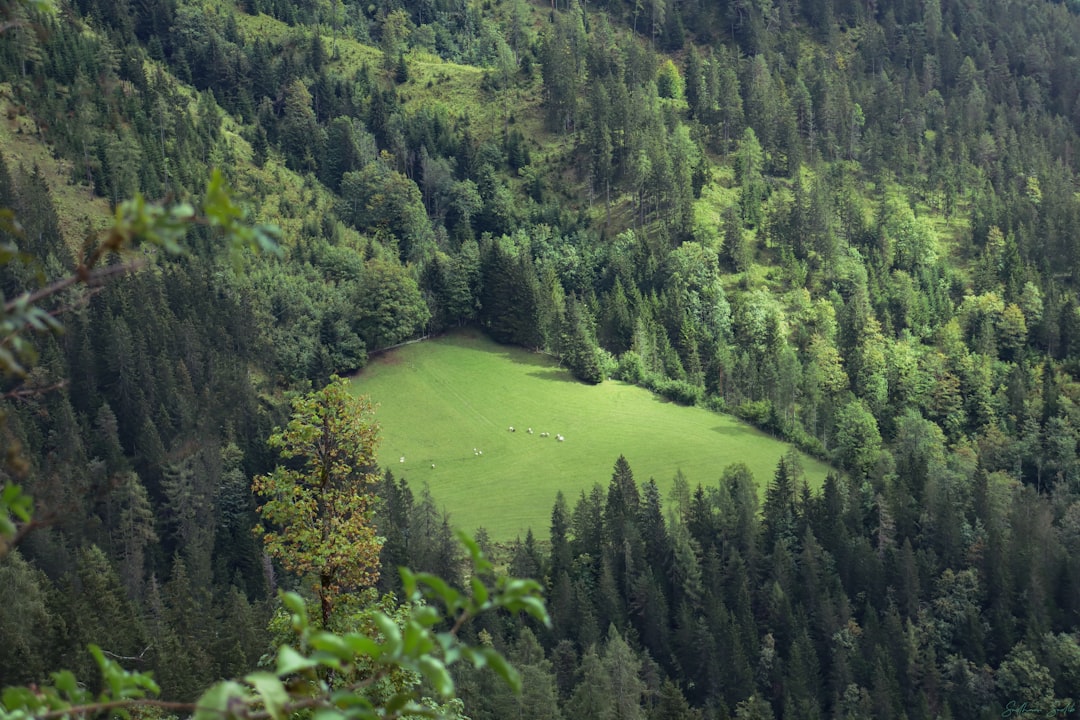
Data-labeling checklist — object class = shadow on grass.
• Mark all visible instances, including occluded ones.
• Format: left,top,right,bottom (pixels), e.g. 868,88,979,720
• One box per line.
709,423,764,439
484,343,582,384
526,367,578,383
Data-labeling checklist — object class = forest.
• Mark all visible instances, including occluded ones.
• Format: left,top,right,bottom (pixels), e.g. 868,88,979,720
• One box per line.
1,0,1080,713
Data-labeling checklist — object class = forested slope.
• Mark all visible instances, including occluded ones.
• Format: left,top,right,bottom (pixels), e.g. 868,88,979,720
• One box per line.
1,0,1080,713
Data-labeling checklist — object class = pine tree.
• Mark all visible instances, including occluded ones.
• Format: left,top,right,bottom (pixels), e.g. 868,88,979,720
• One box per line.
567,648,613,720
0,552,57,684
110,472,157,599
550,491,573,580
602,627,646,720
763,454,797,552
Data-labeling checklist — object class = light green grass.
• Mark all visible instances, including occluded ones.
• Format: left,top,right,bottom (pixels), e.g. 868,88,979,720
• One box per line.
0,83,113,252
350,330,832,541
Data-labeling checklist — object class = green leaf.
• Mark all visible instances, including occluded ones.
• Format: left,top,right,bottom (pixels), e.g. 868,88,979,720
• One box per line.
0,346,25,377
384,691,415,714
460,647,485,669
194,681,249,720
372,613,402,657
401,621,434,658
280,592,309,631
342,634,382,660
328,690,374,709
481,649,520,693
312,709,347,720
456,531,493,574
1,483,32,523
435,632,456,653
455,530,480,561
245,672,288,720
280,591,307,616
417,656,454,698
276,646,318,675
400,567,417,599
309,632,355,662
50,671,80,698
415,573,459,607
443,646,461,666
411,604,441,627
2,687,42,712
470,576,489,608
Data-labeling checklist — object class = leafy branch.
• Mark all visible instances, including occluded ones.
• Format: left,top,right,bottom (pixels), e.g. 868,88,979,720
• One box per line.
0,533,549,720
0,170,281,558
0,169,281,379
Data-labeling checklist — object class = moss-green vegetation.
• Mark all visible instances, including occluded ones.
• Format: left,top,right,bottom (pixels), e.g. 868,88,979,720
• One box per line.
352,330,830,540
0,85,112,250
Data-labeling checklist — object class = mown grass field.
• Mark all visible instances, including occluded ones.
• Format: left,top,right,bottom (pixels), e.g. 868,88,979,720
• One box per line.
350,330,833,541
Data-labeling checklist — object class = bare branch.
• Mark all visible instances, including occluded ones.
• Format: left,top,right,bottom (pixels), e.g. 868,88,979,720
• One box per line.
3,380,67,401
100,645,153,663
31,671,398,720
33,698,197,720
0,514,58,557
4,259,147,315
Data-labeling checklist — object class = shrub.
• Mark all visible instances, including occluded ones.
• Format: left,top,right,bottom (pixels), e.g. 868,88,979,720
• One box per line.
614,350,645,384
654,378,703,406
734,399,772,425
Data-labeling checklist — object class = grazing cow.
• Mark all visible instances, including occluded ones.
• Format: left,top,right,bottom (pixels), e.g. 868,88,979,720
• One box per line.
400,456,405,463
527,428,533,434
478,450,482,455
509,426,515,432
557,435,564,442
431,463,436,468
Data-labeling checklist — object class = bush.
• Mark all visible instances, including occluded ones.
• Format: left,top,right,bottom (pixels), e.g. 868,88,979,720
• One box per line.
733,399,772,425
614,350,645,384
568,349,604,384
653,378,703,406
703,394,727,413
597,348,618,380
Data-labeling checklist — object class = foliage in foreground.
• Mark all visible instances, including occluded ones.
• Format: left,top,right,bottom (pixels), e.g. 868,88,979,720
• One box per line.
0,170,280,559
0,532,548,720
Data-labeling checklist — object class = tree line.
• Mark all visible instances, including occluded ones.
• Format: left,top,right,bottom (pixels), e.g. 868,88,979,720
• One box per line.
442,453,1080,719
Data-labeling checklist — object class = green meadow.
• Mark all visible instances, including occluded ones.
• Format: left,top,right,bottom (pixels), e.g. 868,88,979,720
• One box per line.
350,331,833,541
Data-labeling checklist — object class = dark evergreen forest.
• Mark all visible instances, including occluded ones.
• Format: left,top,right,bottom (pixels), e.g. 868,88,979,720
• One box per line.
1,0,1080,713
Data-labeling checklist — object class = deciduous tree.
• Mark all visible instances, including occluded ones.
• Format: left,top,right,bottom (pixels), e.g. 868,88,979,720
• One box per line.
252,377,383,627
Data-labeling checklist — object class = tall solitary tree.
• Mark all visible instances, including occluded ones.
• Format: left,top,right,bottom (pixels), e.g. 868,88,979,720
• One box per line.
252,377,383,627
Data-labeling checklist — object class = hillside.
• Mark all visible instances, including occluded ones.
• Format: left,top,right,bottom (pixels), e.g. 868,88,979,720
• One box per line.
1,0,1080,714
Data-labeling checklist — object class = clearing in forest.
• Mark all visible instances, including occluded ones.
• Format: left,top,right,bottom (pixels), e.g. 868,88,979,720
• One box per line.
351,330,833,541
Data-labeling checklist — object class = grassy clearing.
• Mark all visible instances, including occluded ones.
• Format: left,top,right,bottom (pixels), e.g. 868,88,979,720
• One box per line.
0,83,113,252
350,330,833,541
234,11,549,148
